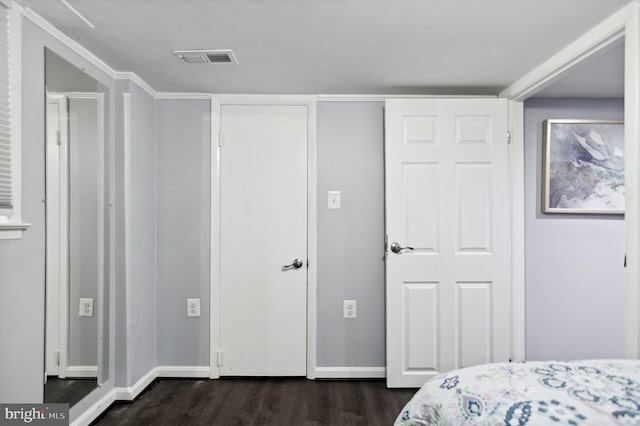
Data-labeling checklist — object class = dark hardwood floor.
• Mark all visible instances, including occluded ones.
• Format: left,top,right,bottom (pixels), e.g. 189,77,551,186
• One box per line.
45,377,98,407
94,378,416,426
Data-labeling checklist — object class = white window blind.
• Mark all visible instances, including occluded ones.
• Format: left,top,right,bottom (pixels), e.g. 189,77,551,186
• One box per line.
0,3,10,217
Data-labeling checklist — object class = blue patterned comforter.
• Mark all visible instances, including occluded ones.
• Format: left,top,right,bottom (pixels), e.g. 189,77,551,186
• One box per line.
395,360,640,425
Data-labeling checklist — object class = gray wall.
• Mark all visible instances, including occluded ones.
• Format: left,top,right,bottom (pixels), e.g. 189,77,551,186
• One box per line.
316,101,386,367
524,97,625,360
68,97,99,367
0,18,117,408
0,18,47,404
127,83,158,382
45,50,98,93
156,100,211,366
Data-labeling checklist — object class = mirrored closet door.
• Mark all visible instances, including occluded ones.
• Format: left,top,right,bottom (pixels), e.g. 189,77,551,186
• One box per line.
43,48,110,407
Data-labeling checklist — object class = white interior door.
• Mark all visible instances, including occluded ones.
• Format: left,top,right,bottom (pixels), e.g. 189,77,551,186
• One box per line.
219,104,308,376
385,98,511,388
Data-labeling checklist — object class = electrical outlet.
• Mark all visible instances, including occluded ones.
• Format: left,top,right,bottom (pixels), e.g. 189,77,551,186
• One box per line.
79,298,94,317
343,300,357,319
187,298,200,317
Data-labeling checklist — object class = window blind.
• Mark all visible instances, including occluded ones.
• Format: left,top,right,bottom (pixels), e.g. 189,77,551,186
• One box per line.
0,3,11,215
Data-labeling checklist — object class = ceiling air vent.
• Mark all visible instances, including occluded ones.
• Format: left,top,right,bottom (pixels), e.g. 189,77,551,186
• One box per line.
173,49,238,64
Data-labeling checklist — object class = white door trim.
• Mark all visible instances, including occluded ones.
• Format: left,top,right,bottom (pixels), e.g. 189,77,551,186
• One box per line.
499,4,630,102
45,93,68,378
500,2,639,359
209,95,318,379
507,100,526,361
123,92,133,386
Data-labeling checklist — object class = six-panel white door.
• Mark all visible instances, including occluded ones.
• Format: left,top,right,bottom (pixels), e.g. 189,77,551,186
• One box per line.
219,104,308,376
385,99,511,388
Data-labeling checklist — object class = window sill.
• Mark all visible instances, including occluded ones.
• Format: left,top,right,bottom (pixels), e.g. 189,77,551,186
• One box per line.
0,222,31,240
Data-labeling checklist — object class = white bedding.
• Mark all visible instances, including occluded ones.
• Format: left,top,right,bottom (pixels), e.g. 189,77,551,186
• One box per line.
395,360,640,425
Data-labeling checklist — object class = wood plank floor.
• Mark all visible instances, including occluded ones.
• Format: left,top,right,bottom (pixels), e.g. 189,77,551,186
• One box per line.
94,378,416,426
45,377,98,407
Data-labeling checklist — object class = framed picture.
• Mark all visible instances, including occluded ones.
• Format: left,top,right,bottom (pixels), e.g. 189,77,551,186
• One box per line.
542,119,624,214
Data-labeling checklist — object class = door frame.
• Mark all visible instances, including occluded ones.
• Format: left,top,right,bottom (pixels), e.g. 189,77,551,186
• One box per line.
500,2,640,358
209,95,318,379
45,93,69,379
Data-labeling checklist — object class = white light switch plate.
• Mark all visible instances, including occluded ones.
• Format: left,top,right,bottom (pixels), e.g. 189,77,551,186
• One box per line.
328,191,341,209
79,298,94,317
187,298,201,317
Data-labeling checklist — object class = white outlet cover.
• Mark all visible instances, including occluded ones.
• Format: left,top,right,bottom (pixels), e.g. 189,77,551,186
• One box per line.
79,298,94,317
343,299,357,319
187,298,201,317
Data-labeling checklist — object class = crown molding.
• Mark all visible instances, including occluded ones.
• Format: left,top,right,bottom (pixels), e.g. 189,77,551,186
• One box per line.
155,92,212,100
22,6,157,98
114,72,157,97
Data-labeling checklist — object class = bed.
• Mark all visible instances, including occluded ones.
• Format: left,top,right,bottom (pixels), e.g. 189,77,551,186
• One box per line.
394,359,640,425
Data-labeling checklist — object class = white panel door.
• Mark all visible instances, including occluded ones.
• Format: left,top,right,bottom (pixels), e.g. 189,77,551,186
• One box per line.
220,105,307,376
385,99,511,388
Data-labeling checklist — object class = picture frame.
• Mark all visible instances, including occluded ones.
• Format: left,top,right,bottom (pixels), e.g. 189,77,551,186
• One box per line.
542,119,624,214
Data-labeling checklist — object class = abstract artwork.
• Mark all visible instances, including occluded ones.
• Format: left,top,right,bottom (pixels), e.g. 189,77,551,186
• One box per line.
543,119,624,214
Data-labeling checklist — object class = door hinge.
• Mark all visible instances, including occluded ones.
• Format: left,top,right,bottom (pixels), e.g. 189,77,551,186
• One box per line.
624,253,627,268
216,351,223,367
507,130,512,145
218,131,224,147
55,350,61,366
56,130,61,146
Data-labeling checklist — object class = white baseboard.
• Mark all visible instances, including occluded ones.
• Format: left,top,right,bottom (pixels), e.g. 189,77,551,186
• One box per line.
156,366,212,378
314,367,386,379
65,366,98,378
71,388,117,426
72,365,382,425
71,365,208,426
114,368,158,400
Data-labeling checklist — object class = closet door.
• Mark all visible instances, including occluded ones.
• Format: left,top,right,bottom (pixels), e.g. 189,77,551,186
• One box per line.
219,104,308,376
385,99,511,387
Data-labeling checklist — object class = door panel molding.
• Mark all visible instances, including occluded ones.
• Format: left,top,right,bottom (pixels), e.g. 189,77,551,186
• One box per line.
386,98,512,388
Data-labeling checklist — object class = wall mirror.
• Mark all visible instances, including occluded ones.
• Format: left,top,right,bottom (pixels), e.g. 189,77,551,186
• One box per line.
43,48,110,407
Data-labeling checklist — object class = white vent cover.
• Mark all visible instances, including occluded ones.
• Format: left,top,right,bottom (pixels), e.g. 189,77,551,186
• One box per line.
173,49,238,64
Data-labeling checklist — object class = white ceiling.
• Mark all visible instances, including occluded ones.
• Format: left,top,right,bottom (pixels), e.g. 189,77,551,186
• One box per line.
18,0,632,96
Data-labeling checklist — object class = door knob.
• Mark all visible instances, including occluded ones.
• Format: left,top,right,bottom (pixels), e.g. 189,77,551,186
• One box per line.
390,242,414,254
283,258,304,270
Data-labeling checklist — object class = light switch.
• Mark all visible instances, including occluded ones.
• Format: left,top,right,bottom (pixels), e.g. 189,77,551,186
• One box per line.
79,298,94,317
328,191,341,209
